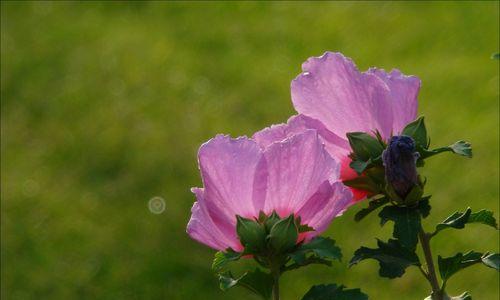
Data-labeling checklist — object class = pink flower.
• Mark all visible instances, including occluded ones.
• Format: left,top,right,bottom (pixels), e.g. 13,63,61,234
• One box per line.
267,52,421,202
187,130,352,251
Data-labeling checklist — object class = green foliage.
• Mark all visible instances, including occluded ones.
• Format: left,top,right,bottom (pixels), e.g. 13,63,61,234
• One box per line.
347,132,385,161
434,208,498,235
350,239,420,278
212,249,242,271
378,205,421,250
421,141,473,159
236,215,267,254
301,284,368,300
219,269,273,300
438,251,499,285
288,237,342,267
402,116,429,149
268,215,298,254
354,197,390,222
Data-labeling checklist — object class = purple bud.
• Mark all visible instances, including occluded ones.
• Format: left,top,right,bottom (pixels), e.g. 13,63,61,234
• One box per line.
382,135,420,200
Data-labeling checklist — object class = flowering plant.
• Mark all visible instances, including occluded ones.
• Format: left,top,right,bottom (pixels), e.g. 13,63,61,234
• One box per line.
187,52,499,299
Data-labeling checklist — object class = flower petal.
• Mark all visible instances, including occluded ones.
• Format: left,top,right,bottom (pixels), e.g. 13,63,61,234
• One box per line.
253,114,350,161
198,135,265,228
367,68,420,133
261,130,339,216
297,181,352,239
291,52,420,140
186,188,242,251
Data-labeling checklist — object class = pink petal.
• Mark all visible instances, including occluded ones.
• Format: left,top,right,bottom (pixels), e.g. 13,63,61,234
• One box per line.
297,182,352,240
261,130,339,216
253,114,350,161
291,52,420,140
198,135,265,230
367,68,420,133
187,188,242,251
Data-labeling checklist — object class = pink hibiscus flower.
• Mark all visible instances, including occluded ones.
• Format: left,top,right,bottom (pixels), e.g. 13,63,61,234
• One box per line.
262,52,421,202
187,130,352,251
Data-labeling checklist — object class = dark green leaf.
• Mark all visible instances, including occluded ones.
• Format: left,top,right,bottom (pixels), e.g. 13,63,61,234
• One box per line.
421,141,472,159
379,206,421,250
434,208,498,235
301,284,368,300
481,253,500,270
218,269,273,300
289,237,342,265
438,251,483,282
343,175,380,194
347,132,385,161
236,215,267,253
212,249,241,271
268,214,298,254
402,116,428,149
354,197,390,222
350,239,420,278
417,197,432,218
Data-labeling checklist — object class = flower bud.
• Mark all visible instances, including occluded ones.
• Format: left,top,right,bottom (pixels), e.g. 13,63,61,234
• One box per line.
382,135,420,202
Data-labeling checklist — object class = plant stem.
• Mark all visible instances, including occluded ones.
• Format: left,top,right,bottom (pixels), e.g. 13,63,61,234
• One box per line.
419,229,443,300
272,270,280,300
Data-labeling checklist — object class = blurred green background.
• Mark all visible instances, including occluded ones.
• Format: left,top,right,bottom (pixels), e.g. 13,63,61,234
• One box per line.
1,2,498,299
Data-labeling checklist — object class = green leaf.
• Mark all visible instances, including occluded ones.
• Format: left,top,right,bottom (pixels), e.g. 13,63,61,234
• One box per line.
452,292,472,300
289,237,342,265
418,197,432,218
268,214,298,254
218,269,273,300
402,116,428,149
349,158,372,175
379,205,421,250
236,215,267,253
343,175,380,194
350,239,420,279
354,197,390,222
301,284,368,300
434,208,498,235
438,251,483,282
212,249,242,271
481,253,500,270
492,52,500,60
347,132,384,161
421,141,472,159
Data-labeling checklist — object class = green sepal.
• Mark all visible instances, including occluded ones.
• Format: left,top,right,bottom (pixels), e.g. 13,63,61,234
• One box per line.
347,132,385,161
218,269,273,300
289,237,342,266
212,248,242,271
402,116,429,149
434,208,498,235
343,175,380,195
354,197,390,222
438,251,499,286
236,215,267,254
301,284,368,300
349,158,372,175
263,211,281,232
378,205,421,250
268,214,298,254
349,239,420,279
420,141,472,159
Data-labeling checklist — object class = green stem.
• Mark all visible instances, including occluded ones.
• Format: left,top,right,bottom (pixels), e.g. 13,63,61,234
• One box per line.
419,229,444,300
272,270,280,300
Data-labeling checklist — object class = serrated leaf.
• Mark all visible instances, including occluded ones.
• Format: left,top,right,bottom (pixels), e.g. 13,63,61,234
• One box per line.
218,269,273,300
434,208,498,235
438,251,483,282
378,205,421,250
289,237,342,265
354,197,390,222
350,239,420,278
301,284,368,300
481,253,500,270
212,249,241,271
418,197,432,218
347,132,385,161
236,215,267,253
402,116,428,149
421,140,472,159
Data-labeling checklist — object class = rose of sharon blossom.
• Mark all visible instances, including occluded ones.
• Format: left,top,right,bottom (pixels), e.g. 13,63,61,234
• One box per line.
263,52,421,202
187,130,352,251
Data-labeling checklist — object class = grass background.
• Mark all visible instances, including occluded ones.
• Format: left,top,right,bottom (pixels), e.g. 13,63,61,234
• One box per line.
1,1,498,299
